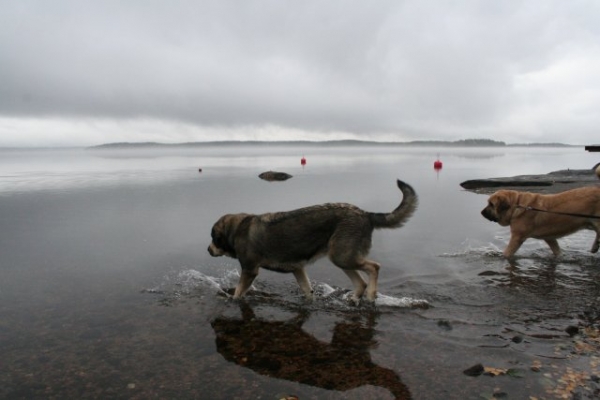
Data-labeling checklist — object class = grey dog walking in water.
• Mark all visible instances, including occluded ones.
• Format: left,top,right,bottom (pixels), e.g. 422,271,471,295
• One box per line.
208,180,418,303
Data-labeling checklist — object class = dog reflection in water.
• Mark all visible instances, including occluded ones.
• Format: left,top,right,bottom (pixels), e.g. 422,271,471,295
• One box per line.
210,303,411,399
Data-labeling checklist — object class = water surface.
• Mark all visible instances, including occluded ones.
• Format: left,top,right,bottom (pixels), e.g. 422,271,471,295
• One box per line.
1,145,599,399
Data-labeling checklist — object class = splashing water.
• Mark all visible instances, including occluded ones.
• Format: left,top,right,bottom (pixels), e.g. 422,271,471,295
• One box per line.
175,269,239,294
376,293,430,308
314,283,429,308
440,238,504,258
145,268,429,309
441,233,600,266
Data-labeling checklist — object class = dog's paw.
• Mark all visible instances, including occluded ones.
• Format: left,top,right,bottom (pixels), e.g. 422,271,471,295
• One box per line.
303,293,315,303
346,296,358,306
343,293,361,306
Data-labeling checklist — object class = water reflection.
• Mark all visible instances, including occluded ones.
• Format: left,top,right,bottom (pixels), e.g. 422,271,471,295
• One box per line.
210,302,411,399
479,254,600,300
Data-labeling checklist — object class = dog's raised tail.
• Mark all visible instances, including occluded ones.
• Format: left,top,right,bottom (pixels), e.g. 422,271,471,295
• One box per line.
369,180,418,229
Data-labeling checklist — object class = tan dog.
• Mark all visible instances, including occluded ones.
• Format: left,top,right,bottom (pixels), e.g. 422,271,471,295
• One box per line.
208,180,417,302
481,186,600,258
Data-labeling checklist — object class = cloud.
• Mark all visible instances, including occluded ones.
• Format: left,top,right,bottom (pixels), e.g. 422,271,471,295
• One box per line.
1,0,600,146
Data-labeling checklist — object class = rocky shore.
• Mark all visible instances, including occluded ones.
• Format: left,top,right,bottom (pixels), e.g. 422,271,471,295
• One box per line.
461,168,599,195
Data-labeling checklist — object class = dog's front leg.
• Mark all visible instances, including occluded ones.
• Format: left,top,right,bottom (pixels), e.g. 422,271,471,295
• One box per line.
504,234,525,258
233,268,258,299
292,268,313,300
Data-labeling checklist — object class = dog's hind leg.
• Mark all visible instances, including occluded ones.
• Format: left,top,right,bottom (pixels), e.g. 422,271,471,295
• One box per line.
591,228,600,253
329,234,378,302
292,268,314,300
342,269,367,303
233,268,258,299
359,260,381,302
544,239,561,256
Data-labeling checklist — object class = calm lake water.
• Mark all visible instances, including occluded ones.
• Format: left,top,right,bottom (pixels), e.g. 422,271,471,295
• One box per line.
1,145,599,399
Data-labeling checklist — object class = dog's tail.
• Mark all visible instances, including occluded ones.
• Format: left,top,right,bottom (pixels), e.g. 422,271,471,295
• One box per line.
369,180,418,229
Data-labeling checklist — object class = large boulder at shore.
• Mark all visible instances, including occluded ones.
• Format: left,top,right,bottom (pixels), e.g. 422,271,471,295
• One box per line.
259,171,293,181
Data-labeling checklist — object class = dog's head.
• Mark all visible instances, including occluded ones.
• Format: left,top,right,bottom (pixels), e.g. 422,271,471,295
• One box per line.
208,213,249,259
481,190,520,226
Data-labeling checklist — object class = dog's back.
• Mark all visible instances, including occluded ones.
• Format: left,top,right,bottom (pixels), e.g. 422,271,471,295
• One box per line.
253,180,418,265
252,204,370,268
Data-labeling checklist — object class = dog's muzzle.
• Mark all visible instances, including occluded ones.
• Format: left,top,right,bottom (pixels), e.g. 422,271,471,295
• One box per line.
208,242,229,257
208,243,218,256
481,208,497,222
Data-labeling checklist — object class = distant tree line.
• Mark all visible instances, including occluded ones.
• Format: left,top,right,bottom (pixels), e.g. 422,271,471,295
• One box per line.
408,138,506,146
89,138,580,150
453,138,506,146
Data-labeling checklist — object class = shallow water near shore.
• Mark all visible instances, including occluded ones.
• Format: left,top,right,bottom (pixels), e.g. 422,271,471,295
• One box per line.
1,145,599,399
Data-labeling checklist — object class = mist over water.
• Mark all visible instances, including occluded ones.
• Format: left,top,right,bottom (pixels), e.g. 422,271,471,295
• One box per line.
1,145,599,399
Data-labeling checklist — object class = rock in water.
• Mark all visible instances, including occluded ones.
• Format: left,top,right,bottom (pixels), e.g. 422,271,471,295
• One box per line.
463,363,484,377
259,171,293,181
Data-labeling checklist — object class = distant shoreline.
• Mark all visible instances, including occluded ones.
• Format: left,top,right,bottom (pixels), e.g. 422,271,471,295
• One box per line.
87,139,579,150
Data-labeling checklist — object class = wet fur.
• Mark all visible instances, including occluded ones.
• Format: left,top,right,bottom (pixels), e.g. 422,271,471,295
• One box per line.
481,186,600,258
208,180,417,302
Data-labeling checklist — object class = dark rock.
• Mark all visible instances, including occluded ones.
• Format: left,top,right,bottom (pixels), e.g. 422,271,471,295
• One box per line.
511,335,523,343
565,325,580,337
258,171,293,181
460,179,552,190
479,270,502,276
437,320,452,331
463,363,484,377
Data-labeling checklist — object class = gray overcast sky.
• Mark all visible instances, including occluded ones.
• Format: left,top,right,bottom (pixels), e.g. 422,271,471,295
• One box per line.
1,0,599,146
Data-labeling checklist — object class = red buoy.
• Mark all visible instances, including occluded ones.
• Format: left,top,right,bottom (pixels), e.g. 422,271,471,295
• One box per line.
434,153,443,171
301,156,306,166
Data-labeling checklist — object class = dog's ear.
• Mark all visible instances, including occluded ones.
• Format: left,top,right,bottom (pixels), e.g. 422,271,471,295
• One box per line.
487,192,508,213
211,214,240,254
497,198,511,213
491,192,518,226
223,214,252,256
493,191,516,214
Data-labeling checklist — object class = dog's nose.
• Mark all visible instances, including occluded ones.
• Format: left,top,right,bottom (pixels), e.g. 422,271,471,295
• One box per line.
481,208,496,222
